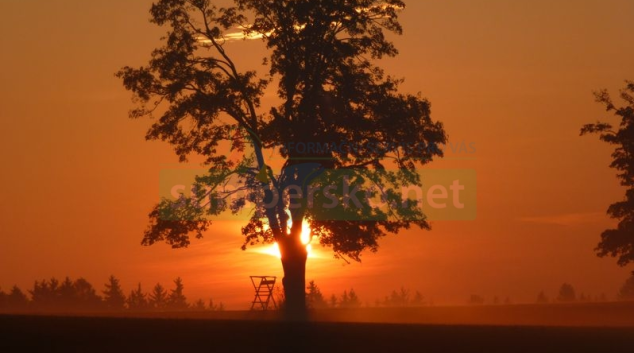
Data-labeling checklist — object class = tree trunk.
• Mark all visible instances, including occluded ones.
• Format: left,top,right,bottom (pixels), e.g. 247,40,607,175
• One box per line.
279,228,308,321
273,162,321,320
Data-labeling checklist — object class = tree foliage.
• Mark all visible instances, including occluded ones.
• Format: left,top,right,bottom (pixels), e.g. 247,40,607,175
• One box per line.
306,280,327,309
117,0,446,259
208,299,225,311
118,0,447,316
557,283,576,303
168,277,189,310
30,277,102,312
339,288,361,308
581,80,634,266
149,283,169,310
329,293,338,308
1,276,223,313
103,275,126,311
467,294,485,306
619,272,634,301
193,298,207,311
7,286,28,310
127,283,149,312
0,288,6,309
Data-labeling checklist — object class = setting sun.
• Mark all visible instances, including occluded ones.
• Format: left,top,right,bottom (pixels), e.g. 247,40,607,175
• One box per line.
258,220,314,259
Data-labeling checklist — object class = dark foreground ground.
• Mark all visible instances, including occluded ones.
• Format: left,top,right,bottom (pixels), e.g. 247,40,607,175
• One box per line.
1,314,634,353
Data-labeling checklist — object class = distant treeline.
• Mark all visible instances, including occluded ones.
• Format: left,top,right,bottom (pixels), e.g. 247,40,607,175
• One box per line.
304,281,429,309
467,278,634,306
306,275,634,310
0,276,224,313
3,274,633,313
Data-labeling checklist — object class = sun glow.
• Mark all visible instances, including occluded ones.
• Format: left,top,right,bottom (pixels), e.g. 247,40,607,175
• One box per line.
257,220,315,259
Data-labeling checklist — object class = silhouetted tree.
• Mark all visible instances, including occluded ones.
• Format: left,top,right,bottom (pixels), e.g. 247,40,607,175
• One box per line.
329,294,338,309
338,288,361,309
103,275,126,311
579,293,588,302
30,278,60,310
7,286,28,311
127,283,149,312
193,299,207,311
468,295,485,306
31,277,101,312
340,290,350,308
150,283,168,311
58,277,76,309
347,289,361,308
557,283,576,303
73,278,103,311
581,80,634,267
167,277,188,310
618,272,634,300
117,0,446,318
274,287,285,310
306,280,327,309
386,287,411,307
412,291,425,306
48,278,60,295
208,299,225,311
378,287,425,307
0,287,6,310
536,291,549,304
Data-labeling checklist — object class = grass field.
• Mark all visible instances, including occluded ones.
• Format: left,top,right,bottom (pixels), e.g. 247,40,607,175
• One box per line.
2,303,634,352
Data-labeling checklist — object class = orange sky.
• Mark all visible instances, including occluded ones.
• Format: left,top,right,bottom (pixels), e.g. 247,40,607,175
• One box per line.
1,0,633,309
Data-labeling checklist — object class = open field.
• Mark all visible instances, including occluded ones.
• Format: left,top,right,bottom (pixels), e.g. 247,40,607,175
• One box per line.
2,303,634,353
312,302,634,327
1,315,633,353
7,301,633,327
